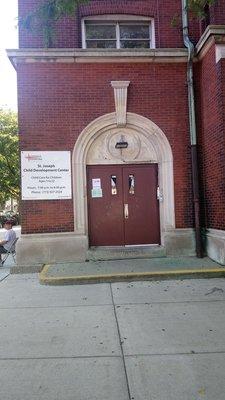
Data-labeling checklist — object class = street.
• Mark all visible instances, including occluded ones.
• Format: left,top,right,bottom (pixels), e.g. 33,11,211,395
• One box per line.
0,273,225,399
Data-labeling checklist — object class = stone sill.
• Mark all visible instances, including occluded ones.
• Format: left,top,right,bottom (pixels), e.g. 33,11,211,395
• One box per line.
7,48,188,68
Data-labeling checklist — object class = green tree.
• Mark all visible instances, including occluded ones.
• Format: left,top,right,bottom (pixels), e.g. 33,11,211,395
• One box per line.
189,0,216,17
20,0,89,47
0,109,19,205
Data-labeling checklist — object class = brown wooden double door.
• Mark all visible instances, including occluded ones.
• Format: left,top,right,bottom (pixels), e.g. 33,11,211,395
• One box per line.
87,164,160,246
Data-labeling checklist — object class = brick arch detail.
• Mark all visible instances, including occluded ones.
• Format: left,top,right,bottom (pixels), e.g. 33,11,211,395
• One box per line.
79,1,157,18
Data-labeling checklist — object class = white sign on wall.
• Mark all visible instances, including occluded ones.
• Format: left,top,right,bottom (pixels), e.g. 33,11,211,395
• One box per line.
21,151,72,200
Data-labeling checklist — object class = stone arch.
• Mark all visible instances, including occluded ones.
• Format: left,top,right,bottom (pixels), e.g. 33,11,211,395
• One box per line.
72,112,175,244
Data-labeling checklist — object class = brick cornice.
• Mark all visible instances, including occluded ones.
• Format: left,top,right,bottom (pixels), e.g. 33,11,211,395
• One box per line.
7,48,188,69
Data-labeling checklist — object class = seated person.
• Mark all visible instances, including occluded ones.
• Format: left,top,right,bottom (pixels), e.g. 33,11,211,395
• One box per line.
0,220,17,267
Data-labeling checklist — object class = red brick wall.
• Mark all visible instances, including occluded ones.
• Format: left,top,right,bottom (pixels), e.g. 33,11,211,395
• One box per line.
18,62,193,233
21,201,74,233
17,1,225,236
209,0,225,24
18,0,201,49
195,44,225,231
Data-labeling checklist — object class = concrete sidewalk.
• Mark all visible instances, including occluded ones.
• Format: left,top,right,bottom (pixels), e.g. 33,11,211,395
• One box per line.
40,256,225,284
0,273,225,399
0,256,13,281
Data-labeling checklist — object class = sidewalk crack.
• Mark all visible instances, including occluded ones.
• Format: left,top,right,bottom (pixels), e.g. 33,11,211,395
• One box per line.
110,283,132,400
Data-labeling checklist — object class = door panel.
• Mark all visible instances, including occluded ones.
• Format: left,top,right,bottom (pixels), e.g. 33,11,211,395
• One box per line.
123,165,160,245
87,164,160,246
87,165,124,246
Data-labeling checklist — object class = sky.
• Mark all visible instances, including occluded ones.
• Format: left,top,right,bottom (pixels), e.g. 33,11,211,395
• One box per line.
0,0,18,111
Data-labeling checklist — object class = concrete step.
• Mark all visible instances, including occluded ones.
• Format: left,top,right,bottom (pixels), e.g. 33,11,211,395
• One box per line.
87,245,166,261
39,257,225,285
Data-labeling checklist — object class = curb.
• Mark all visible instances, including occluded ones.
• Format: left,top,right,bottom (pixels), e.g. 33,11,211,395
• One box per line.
39,265,225,285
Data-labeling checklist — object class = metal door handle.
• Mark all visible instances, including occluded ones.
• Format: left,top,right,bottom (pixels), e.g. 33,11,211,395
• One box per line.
124,203,129,219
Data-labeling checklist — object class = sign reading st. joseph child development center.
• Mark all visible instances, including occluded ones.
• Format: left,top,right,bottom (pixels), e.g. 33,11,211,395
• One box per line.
21,151,72,200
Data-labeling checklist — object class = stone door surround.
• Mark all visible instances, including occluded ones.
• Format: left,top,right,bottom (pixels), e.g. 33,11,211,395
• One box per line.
72,112,175,245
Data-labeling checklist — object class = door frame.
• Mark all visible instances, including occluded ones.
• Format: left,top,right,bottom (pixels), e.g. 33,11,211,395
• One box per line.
87,163,161,247
72,112,175,247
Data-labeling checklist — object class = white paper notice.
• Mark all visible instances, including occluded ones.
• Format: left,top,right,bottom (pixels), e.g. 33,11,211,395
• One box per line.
92,178,101,188
91,188,103,198
21,151,72,200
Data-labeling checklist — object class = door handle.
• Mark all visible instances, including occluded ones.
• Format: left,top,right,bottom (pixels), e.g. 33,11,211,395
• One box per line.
124,203,129,219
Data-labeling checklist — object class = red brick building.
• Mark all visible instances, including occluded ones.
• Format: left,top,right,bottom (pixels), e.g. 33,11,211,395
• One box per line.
8,0,225,265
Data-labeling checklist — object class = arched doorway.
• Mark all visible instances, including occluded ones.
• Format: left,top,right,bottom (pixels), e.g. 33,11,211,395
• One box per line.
72,112,175,248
